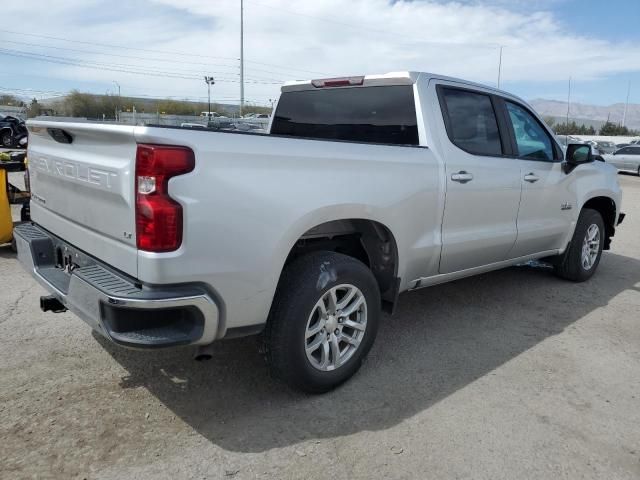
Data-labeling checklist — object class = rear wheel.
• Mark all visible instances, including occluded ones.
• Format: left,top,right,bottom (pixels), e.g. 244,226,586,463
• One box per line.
264,251,380,393
1,131,13,148
554,208,605,282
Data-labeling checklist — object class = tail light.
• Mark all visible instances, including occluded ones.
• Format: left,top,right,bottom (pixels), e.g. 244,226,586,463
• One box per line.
135,144,195,252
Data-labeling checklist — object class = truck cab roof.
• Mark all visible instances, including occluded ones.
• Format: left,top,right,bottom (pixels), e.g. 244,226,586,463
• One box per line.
282,71,513,98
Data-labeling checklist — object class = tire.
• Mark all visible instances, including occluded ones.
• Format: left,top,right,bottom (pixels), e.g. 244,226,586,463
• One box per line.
264,251,381,393
554,208,605,282
1,131,13,148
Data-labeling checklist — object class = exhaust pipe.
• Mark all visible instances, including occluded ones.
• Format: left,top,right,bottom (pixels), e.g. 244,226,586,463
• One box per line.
40,295,67,313
194,344,215,361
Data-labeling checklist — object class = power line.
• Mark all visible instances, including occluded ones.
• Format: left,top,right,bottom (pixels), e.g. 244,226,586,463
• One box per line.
0,49,283,84
3,39,238,70
0,47,285,83
1,39,301,79
0,29,329,76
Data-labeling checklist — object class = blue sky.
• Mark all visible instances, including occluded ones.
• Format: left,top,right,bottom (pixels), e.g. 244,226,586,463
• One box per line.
1,0,639,107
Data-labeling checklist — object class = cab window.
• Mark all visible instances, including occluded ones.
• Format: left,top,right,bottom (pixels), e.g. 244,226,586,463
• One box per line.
505,102,554,161
439,88,503,156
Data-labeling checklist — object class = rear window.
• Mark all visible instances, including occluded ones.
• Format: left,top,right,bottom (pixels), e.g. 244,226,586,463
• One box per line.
439,87,503,156
271,85,419,146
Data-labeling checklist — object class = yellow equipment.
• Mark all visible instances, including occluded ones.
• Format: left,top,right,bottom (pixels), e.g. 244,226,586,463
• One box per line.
0,154,30,246
0,167,11,244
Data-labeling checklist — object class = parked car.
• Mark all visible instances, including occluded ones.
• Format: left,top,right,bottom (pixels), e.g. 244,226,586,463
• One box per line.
200,111,228,119
593,141,617,154
232,122,266,133
0,115,28,148
605,145,640,175
16,72,624,392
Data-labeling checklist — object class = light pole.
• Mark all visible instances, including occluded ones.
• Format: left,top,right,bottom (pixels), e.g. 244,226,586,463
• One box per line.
497,46,503,89
113,81,120,121
566,76,571,129
240,0,245,116
622,80,631,128
204,76,215,120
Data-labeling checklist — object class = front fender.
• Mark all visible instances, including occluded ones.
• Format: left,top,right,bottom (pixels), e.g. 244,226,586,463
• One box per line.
575,162,622,217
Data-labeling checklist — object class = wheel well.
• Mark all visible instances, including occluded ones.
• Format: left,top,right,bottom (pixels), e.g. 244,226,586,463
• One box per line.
286,219,400,312
583,196,616,250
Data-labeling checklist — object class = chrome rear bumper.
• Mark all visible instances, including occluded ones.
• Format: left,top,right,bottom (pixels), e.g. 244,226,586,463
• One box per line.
14,223,219,348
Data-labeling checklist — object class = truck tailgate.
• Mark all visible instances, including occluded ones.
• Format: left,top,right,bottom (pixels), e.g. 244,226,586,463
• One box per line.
27,121,138,277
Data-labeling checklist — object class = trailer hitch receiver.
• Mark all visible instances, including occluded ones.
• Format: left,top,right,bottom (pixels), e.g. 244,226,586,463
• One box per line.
40,295,67,313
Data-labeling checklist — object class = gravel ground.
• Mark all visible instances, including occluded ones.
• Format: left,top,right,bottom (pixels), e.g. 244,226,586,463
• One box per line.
1,174,639,480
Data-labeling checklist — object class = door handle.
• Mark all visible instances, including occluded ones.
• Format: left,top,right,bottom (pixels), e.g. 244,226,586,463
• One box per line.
523,173,540,183
451,171,474,184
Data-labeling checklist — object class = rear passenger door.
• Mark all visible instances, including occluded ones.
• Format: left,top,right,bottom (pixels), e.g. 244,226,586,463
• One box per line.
435,84,522,274
500,99,573,257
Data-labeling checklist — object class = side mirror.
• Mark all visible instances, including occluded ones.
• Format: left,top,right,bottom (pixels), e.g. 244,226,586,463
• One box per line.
564,144,593,173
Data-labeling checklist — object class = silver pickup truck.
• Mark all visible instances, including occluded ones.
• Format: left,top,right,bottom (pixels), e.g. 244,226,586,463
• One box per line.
15,72,624,393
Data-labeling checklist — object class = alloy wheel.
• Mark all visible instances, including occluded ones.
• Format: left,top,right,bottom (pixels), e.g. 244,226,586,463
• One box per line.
581,223,600,270
304,284,367,371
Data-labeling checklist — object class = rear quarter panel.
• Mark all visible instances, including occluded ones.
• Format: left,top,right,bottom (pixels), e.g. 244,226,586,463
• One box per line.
133,126,443,334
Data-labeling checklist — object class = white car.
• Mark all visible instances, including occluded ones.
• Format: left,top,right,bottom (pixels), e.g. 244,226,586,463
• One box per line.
606,145,640,175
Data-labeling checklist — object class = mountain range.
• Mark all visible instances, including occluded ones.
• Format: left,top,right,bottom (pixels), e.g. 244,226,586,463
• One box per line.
529,99,640,130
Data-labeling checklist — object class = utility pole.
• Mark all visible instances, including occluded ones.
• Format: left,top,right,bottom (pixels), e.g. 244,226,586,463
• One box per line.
497,46,503,89
204,76,215,121
622,80,631,127
566,76,571,128
240,0,245,117
113,81,120,122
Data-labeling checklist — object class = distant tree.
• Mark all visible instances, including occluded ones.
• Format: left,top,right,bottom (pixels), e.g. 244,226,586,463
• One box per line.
40,91,249,119
542,116,556,129
155,99,216,116
27,98,42,118
598,121,639,136
554,121,597,136
242,105,272,116
0,94,24,106
60,90,101,118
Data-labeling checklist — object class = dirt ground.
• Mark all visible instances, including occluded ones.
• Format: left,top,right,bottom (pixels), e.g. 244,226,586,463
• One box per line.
1,174,639,480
